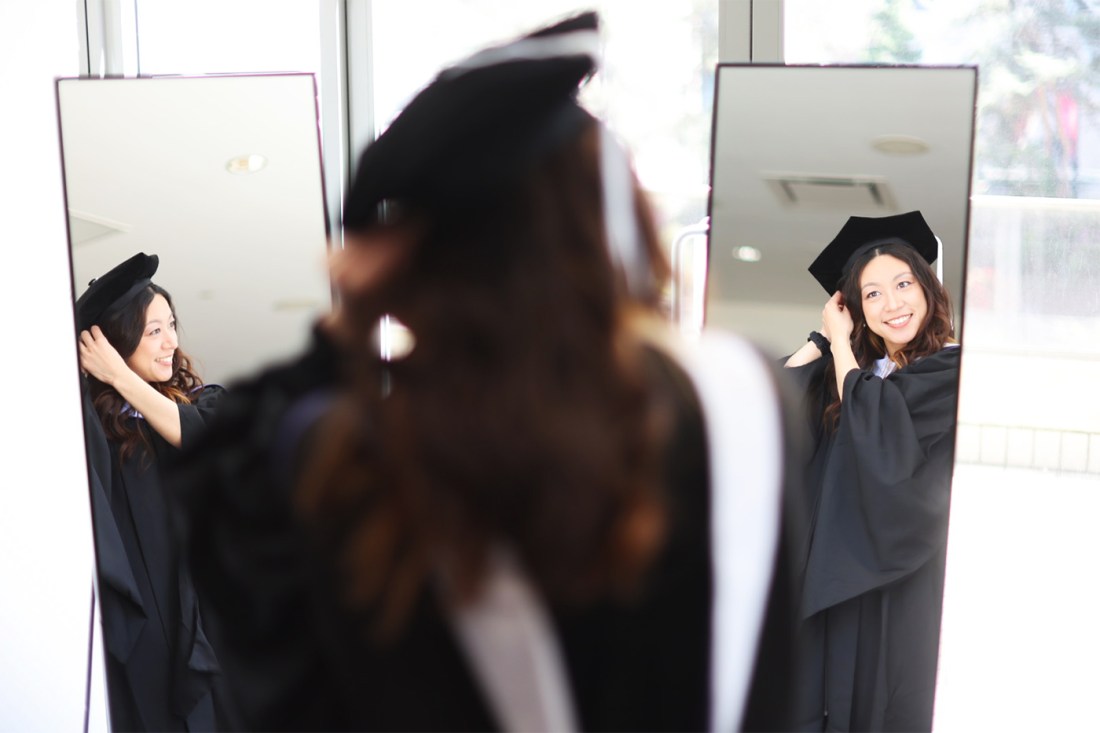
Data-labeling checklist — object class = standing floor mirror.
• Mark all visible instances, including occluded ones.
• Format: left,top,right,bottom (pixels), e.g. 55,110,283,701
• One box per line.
705,63,978,729
56,73,332,728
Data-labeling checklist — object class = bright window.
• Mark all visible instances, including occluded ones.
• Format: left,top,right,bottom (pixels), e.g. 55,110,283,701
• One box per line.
134,0,321,76
369,1,718,246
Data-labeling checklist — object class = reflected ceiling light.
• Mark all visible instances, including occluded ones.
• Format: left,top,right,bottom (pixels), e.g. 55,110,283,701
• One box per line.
871,135,930,155
732,245,762,263
226,153,268,174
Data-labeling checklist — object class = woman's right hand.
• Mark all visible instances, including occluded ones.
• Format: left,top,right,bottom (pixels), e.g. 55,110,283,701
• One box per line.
78,326,130,386
823,292,860,400
322,224,420,347
821,291,854,346
81,325,188,446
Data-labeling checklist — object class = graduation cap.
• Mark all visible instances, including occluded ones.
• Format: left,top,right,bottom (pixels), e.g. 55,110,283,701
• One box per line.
342,11,600,229
808,210,938,294
75,252,159,333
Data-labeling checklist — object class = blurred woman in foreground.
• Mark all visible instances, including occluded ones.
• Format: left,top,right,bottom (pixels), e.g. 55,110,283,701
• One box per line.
173,12,798,732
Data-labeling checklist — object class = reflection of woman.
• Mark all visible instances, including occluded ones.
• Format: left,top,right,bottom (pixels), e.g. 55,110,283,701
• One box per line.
172,12,798,732
75,252,228,731
783,212,961,731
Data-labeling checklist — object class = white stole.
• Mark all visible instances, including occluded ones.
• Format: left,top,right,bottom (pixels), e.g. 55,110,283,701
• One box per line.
449,327,786,733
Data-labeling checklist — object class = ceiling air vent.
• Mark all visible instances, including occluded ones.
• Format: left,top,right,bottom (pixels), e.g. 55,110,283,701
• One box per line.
762,172,898,213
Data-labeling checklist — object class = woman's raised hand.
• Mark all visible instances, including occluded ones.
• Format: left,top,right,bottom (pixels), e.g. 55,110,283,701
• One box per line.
78,326,131,386
821,291,854,346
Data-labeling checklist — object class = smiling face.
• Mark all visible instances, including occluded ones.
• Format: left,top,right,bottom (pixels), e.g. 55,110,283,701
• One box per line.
858,253,929,357
124,293,178,383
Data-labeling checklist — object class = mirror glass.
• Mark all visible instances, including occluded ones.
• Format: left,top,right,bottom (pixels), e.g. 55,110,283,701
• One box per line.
705,63,977,729
706,64,977,356
56,73,331,728
58,74,332,384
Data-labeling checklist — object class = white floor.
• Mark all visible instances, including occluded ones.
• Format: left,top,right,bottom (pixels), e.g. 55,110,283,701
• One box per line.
933,464,1100,731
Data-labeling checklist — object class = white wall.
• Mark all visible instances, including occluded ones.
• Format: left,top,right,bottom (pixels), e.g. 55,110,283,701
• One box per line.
706,299,822,360
0,1,102,729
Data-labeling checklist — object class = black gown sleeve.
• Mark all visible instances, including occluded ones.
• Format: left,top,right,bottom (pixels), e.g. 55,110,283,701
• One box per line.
136,382,234,729
178,383,228,451
81,379,148,664
167,328,349,730
777,356,830,444
779,354,828,393
802,348,961,616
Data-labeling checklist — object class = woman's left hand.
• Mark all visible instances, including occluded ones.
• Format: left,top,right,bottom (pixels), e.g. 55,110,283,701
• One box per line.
78,326,131,386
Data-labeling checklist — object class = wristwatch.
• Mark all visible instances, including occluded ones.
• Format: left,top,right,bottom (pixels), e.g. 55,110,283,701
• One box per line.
807,330,831,355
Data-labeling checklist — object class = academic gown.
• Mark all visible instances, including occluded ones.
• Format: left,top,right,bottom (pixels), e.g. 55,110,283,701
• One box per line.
783,347,961,732
167,326,802,732
82,381,229,732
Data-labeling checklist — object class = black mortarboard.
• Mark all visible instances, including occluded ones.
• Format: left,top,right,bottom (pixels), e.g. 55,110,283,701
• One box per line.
342,11,599,229
808,210,938,294
75,252,159,332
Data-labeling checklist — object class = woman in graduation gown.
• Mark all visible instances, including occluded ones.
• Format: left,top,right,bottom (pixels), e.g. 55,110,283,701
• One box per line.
76,252,229,731
783,211,961,731
169,12,801,733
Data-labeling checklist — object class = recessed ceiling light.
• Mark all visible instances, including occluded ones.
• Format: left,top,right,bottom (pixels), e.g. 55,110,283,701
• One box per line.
732,245,762,262
871,135,929,155
226,154,268,174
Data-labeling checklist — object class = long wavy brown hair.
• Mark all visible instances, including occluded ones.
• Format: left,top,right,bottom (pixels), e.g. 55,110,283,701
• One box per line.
88,283,203,462
297,120,675,638
822,241,955,430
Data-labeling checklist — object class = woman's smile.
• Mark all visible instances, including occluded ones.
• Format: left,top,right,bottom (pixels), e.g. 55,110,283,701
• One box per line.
884,313,913,328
